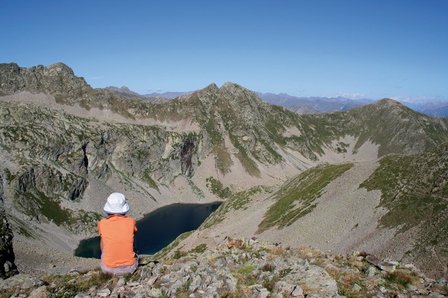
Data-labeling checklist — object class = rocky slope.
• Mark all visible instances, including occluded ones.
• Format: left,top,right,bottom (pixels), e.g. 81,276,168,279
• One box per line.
193,144,448,279
1,62,448,282
0,238,447,297
360,143,448,278
300,99,448,157
0,173,17,279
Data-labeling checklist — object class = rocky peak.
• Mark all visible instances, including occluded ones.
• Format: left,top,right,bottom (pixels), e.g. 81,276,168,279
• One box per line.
368,98,433,121
377,98,400,104
45,62,75,76
204,83,219,91
0,63,20,74
0,62,91,100
221,81,248,92
105,85,141,97
375,98,408,110
190,82,265,111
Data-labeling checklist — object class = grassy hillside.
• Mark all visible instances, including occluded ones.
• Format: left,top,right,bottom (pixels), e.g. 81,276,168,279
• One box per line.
360,143,448,277
258,163,353,232
301,99,448,157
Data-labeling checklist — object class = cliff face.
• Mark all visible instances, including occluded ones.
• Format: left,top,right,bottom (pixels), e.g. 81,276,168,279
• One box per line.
0,173,17,279
0,100,204,231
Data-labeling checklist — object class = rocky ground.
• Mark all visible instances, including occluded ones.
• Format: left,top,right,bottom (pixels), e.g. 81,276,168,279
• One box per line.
0,238,446,297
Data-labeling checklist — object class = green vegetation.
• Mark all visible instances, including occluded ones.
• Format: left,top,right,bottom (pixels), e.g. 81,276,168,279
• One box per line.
142,168,159,192
41,270,112,298
385,270,419,288
153,231,194,260
202,186,267,229
238,265,255,274
206,176,232,199
16,191,75,226
173,249,188,259
204,117,223,145
76,210,102,232
190,243,207,254
229,134,261,177
258,163,353,232
213,144,233,174
297,100,448,159
235,150,261,177
360,144,448,275
15,190,101,232
360,146,448,232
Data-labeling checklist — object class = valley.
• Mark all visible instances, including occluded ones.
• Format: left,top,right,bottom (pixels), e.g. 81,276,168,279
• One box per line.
0,62,447,285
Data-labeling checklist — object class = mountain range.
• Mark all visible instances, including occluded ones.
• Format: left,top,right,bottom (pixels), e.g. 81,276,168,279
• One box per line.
0,62,447,291
117,87,448,118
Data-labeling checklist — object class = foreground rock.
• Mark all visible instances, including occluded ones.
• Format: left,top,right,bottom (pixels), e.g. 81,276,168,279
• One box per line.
0,173,18,279
0,238,446,297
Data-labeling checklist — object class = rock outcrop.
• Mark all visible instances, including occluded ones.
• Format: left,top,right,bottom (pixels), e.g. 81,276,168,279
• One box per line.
0,63,90,100
0,239,447,297
0,173,18,279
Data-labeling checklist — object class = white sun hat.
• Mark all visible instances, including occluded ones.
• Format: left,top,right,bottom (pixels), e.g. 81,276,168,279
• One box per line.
103,192,130,214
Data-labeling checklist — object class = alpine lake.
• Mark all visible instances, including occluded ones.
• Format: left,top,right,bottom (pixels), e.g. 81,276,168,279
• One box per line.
74,202,221,258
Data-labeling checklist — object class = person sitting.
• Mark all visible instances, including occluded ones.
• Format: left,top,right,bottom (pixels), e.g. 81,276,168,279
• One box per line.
98,192,138,275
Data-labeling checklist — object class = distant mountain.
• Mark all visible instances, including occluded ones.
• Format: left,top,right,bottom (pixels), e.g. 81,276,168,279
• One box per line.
105,86,142,97
258,92,373,114
423,105,448,118
143,91,192,99
402,101,448,118
307,98,448,156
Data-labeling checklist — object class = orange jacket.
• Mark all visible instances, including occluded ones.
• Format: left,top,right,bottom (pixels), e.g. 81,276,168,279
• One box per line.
98,215,137,267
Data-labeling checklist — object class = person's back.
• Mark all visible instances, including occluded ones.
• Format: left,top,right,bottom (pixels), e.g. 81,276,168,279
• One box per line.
98,192,138,275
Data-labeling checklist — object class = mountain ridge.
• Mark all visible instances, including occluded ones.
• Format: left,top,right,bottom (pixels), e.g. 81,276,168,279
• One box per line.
1,62,448,282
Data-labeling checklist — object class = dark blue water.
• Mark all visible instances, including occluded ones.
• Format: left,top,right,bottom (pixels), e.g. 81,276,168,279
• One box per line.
74,202,221,258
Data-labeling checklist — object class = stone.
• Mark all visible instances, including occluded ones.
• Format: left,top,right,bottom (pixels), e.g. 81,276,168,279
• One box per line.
0,204,18,279
251,285,270,298
28,286,48,298
96,288,111,297
116,277,125,287
126,281,141,287
148,288,162,297
367,266,377,277
406,284,417,291
0,237,444,297
20,277,37,290
352,284,362,292
146,275,159,286
291,285,304,297
273,281,295,295
379,261,397,273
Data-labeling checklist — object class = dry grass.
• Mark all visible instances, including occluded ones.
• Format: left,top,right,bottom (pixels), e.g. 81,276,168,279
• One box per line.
295,246,323,259
385,269,420,288
266,245,287,256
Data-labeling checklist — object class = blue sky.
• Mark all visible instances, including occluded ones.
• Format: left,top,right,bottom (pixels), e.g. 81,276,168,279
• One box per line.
1,0,447,101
